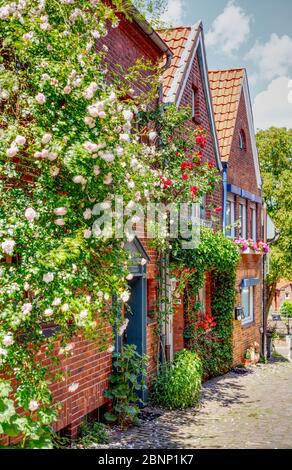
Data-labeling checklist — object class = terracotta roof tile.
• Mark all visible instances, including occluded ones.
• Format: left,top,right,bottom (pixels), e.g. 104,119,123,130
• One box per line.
208,68,245,161
159,25,200,101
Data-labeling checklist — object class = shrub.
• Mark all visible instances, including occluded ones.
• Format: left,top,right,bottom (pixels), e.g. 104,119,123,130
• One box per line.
151,350,202,410
104,345,148,427
280,300,292,318
78,421,109,446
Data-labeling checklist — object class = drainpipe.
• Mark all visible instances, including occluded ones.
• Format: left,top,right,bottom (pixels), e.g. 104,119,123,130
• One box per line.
222,162,228,234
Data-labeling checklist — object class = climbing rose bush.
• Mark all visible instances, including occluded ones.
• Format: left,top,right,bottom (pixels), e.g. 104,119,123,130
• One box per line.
0,0,221,446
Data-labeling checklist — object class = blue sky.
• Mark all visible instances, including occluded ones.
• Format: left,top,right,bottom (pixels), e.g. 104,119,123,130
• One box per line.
161,0,292,129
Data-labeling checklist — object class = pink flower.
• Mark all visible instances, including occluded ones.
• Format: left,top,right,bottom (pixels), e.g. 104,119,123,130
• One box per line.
21,303,33,315
54,207,67,216
1,239,15,255
43,272,54,283
6,146,18,158
25,207,37,222
44,308,53,317
41,133,52,144
83,229,92,239
35,93,46,104
15,135,26,146
83,208,92,220
28,400,39,412
54,218,66,226
2,334,14,347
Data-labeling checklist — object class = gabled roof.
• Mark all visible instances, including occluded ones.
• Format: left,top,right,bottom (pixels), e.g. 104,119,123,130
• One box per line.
159,24,201,101
208,69,245,161
159,23,222,171
208,68,262,188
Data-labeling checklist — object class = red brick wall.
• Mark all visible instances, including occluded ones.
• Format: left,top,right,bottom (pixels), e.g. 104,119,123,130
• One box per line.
233,255,262,365
179,52,222,222
228,91,261,197
227,89,263,364
0,13,165,445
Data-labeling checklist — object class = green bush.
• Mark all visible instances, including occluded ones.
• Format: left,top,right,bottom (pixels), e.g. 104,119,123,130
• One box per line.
151,350,202,410
280,300,292,318
77,421,109,446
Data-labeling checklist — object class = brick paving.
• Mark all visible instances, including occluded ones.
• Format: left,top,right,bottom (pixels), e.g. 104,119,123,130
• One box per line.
90,360,292,449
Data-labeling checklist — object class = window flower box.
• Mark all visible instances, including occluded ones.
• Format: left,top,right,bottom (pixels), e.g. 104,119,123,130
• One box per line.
234,239,269,255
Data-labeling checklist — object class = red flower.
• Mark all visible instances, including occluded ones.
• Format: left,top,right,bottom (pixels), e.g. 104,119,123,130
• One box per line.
161,176,173,190
190,186,198,197
195,135,207,148
181,161,193,171
213,206,222,213
208,161,214,169
181,173,188,180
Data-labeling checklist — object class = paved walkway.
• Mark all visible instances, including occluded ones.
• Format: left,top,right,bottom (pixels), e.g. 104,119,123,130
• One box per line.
94,360,292,449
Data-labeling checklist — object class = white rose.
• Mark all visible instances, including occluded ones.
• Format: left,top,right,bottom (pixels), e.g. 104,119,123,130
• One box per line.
54,219,66,226
25,207,37,222
43,272,54,283
41,133,52,144
83,208,92,220
6,146,18,158
104,173,112,185
52,298,62,307
83,229,92,239
44,308,53,317
15,135,26,146
21,303,32,315
1,239,15,255
123,109,134,122
73,175,86,185
93,165,100,176
2,334,14,347
35,93,46,104
28,400,39,412
119,133,130,142
54,207,67,216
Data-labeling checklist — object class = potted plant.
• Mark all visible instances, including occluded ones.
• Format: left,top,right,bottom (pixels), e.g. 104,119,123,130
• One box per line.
243,348,252,366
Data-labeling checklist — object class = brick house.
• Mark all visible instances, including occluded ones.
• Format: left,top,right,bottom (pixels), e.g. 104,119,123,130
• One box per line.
158,23,223,358
272,280,292,315
0,6,170,445
209,68,264,365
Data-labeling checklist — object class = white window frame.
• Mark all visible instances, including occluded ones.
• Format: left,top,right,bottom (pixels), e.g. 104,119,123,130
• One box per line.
250,203,257,242
238,198,247,239
241,285,254,325
226,194,235,238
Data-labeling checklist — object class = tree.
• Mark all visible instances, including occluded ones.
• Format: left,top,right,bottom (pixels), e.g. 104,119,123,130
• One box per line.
256,127,292,314
280,300,292,318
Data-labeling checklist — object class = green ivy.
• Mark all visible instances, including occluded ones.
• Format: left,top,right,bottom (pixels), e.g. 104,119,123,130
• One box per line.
171,228,240,378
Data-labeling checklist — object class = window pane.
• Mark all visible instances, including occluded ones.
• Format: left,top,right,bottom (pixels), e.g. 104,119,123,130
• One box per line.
251,207,257,241
241,287,249,320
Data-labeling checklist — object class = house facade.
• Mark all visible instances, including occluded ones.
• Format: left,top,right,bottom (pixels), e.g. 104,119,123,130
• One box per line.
209,69,264,365
0,6,169,446
272,280,292,315
159,24,223,357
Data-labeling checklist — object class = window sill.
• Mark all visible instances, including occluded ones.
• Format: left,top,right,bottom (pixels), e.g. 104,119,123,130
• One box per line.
241,320,255,329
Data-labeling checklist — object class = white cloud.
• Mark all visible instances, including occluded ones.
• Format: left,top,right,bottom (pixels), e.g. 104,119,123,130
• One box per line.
205,1,251,56
246,34,292,82
253,77,292,130
161,0,185,26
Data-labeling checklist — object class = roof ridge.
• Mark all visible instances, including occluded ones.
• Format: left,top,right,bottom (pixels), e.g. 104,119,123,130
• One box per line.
209,67,246,73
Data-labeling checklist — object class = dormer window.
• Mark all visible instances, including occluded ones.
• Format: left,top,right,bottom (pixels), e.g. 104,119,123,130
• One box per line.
239,129,246,150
